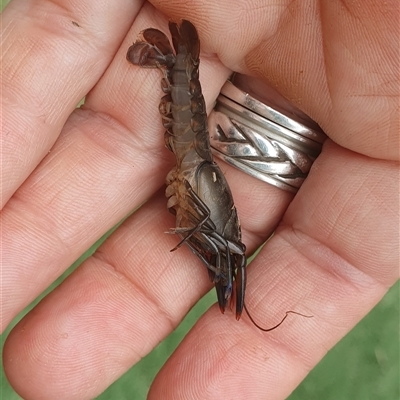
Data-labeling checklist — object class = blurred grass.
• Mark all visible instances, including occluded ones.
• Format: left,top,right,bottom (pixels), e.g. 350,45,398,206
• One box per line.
0,0,10,11
1,0,399,398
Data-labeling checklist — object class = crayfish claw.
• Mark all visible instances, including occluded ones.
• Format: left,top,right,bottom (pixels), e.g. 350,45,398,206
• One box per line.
235,255,246,320
215,281,227,314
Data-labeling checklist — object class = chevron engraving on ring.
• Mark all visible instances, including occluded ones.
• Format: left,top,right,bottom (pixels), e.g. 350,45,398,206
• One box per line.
209,111,316,190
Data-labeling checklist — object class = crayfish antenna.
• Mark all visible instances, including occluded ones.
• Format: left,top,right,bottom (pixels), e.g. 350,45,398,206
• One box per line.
243,303,313,332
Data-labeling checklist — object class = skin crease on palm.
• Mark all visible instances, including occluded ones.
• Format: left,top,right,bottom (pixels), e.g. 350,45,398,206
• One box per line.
1,0,398,399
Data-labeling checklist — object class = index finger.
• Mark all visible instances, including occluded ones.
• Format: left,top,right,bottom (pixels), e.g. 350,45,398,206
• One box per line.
1,0,143,207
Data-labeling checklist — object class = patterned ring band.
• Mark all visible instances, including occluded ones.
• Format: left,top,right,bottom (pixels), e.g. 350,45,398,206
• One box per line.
209,80,327,192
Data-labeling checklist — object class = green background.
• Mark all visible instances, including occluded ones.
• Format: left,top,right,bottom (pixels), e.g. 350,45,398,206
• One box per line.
1,0,398,398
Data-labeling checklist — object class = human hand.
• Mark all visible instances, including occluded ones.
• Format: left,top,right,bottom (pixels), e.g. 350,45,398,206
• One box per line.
2,1,398,399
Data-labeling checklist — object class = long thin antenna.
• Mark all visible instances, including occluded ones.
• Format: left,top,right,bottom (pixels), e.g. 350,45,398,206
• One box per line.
243,303,313,332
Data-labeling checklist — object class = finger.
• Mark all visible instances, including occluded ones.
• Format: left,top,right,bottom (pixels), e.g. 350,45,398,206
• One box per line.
2,175,295,398
1,0,142,207
151,0,399,160
0,5,230,329
1,4,162,328
148,141,399,400
3,190,213,400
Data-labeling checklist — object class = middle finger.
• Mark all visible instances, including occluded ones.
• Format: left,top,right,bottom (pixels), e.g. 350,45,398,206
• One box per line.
1,7,229,329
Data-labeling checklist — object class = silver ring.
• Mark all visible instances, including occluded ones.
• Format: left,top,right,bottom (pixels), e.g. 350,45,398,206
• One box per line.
209,80,327,192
